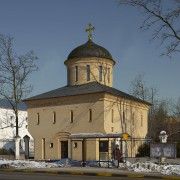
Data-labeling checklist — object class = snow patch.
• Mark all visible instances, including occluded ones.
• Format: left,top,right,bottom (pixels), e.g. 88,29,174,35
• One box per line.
0,159,179,176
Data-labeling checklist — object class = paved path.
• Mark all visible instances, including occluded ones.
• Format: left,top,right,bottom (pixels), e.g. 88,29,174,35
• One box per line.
0,166,179,179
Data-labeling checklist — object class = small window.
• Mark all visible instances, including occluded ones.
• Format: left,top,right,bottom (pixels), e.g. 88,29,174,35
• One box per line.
99,66,102,82
70,110,73,123
73,142,78,148
123,111,125,124
111,109,114,123
89,109,92,122
49,143,53,148
108,68,110,83
75,66,78,82
53,112,56,124
87,65,90,81
141,114,143,127
132,113,134,125
99,141,108,152
67,68,70,84
10,116,13,120
25,125,28,129
37,113,40,125
111,127,114,132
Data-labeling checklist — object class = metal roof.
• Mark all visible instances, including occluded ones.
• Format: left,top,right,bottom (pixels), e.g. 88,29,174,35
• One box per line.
69,133,131,139
0,99,27,111
24,82,151,106
67,40,114,61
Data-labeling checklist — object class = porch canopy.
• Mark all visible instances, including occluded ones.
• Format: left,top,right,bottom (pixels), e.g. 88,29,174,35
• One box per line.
69,132,131,139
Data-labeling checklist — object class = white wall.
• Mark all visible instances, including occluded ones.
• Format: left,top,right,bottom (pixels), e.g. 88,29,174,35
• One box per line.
0,107,34,155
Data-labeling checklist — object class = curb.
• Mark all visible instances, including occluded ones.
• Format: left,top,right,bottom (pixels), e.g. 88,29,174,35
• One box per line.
0,169,179,179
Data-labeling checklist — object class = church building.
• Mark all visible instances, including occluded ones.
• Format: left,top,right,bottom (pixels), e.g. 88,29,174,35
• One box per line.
24,24,151,160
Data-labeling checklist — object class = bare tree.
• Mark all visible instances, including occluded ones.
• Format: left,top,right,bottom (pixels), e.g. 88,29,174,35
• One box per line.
174,97,180,117
129,73,159,138
117,0,180,57
0,34,38,137
129,73,158,103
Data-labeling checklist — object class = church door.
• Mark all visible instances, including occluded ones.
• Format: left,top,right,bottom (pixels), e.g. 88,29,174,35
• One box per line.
61,141,68,159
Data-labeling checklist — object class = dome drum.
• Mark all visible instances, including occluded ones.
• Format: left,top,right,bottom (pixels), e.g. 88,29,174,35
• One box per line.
64,40,115,88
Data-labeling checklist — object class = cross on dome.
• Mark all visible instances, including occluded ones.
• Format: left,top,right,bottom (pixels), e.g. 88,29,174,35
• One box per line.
85,23,95,41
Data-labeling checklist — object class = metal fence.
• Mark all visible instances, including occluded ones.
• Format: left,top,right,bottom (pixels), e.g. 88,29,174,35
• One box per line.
75,137,179,167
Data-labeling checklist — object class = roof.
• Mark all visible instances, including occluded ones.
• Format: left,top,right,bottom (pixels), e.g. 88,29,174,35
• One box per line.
69,133,131,139
0,99,27,110
24,82,151,105
67,40,115,63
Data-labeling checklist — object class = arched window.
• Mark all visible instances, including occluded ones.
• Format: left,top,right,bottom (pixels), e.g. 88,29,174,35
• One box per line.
111,109,114,123
123,111,125,124
108,68,110,83
70,110,73,123
53,112,56,124
75,66,78,81
132,113,135,125
37,113,40,125
67,68,70,84
141,114,143,127
87,65,90,81
99,66,102,81
89,109,92,122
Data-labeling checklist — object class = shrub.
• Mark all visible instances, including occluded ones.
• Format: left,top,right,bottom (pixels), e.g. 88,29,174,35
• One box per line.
0,148,14,155
176,142,180,158
136,143,150,157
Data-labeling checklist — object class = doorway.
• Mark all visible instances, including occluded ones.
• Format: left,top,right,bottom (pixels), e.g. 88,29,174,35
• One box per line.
61,141,68,158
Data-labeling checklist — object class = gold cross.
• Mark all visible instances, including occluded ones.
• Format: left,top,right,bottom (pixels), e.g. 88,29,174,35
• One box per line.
85,23,95,41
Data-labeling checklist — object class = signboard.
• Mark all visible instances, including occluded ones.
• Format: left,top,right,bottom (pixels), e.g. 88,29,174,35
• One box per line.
150,143,176,158
123,133,128,140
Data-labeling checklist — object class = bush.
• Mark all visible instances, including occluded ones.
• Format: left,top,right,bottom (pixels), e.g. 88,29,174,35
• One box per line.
136,143,150,157
176,142,180,158
0,148,14,155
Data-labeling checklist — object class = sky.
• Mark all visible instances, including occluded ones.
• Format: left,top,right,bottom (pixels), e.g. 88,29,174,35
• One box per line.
0,0,179,101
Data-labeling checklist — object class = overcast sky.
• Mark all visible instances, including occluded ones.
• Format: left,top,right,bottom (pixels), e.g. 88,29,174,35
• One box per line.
0,0,179,101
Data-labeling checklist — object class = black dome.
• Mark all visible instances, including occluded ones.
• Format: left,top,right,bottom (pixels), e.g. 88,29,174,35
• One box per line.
67,40,114,60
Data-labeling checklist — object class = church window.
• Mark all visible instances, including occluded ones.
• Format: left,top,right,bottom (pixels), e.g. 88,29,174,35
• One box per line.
73,142,78,148
42,138,45,159
132,113,135,125
141,114,143,127
37,113,40,125
87,65,90,81
111,109,114,123
67,68,70,84
49,143,53,148
70,110,73,123
89,109,92,122
123,111,125,124
99,66,102,81
111,127,114,132
108,68,110,83
53,112,56,124
75,66,78,81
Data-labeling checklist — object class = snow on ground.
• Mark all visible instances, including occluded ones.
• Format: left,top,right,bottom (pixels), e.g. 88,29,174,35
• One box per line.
0,158,179,176
0,159,61,169
124,161,180,176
